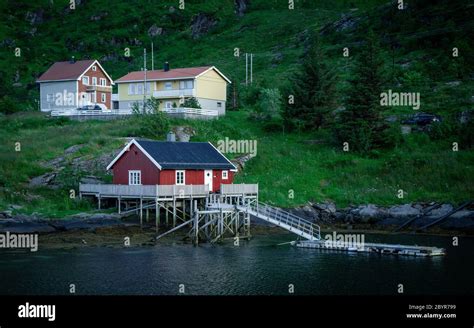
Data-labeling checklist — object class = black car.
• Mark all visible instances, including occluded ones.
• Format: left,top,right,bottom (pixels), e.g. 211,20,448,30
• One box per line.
77,105,102,111
402,112,442,126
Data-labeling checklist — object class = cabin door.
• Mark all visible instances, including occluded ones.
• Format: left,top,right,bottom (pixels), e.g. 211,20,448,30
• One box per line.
204,170,213,191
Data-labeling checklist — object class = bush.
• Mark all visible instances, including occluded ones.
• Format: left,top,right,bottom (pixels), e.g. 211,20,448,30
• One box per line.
250,88,282,121
131,98,170,139
180,97,201,109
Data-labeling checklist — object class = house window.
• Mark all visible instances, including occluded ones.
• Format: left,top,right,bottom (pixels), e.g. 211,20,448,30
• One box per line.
82,76,89,85
128,170,141,185
176,170,185,185
46,94,54,102
217,102,222,108
92,77,97,85
222,170,228,179
137,83,144,95
128,84,135,95
100,78,106,86
164,82,173,90
179,80,194,90
101,93,106,103
165,101,173,109
92,65,97,71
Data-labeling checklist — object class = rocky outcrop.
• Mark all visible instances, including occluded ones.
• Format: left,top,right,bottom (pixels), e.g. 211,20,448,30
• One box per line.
235,0,250,17
190,13,218,39
148,24,165,37
320,13,360,35
231,154,254,172
288,202,474,232
172,126,196,142
0,212,136,234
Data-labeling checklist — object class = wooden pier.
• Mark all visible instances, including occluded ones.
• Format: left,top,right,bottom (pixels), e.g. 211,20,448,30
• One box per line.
293,240,446,257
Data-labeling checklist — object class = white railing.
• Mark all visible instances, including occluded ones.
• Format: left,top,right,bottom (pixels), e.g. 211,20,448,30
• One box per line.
220,183,258,195
51,109,132,117
79,184,209,197
153,89,196,98
162,107,218,117
240,200,321,241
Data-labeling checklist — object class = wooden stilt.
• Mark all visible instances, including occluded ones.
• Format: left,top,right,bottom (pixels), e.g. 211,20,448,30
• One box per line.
140,197,143,227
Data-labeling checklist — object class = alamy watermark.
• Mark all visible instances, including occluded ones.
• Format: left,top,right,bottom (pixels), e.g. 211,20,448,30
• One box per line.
0,232,38,252
324,231,365,249
217,137,257,157
380,89,420,110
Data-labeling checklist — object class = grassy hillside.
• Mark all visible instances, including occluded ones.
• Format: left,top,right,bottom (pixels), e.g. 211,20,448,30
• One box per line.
0,111,472,217
0,0,473,217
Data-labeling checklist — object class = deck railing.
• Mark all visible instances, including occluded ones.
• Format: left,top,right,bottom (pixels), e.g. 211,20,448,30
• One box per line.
79,184,209,198
162,107,219,117
220,183,258,195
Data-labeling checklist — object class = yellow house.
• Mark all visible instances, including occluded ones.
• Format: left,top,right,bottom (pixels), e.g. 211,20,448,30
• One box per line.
114,64,231,116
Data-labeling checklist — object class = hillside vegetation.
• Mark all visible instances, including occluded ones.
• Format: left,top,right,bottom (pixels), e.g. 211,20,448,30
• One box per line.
0,0,473,217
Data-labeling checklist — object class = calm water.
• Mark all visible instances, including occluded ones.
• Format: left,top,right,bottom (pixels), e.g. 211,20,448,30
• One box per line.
0,233,472,295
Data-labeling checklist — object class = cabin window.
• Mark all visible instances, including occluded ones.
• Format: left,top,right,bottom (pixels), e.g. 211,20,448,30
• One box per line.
92,77,97,85
165,82,173,90
82,76,89,85
128,170,141,185
92,65,97,71
222,170,228,179
217,102,222,108
165,101,173,109
101,93,106,103
128,84,135,95
176,170,185,185
100,78,106,86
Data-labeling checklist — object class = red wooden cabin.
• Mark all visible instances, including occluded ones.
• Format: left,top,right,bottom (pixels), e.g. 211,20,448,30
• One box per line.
106,139,237,192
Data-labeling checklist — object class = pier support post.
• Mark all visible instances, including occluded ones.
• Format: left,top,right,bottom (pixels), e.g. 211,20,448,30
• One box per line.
173,197,176,227
98,194,101,210
155,199,159,232
140,197,143,227
118,196,121,214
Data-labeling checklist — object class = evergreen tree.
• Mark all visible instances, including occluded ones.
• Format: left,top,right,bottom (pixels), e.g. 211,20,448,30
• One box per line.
283,31,337,131
335,30,390,153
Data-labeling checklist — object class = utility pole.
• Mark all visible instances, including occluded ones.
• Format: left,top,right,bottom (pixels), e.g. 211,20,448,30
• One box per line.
245,53,248,85
250,53,253,84
151,42,154,71
143,48,147,113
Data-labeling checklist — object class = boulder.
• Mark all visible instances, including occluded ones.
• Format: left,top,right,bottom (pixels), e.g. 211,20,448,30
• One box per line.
231,153,253,172
190,13,218,39
148,24,165,37
388,204,421,218
80,175,104,185
64,144,84,155
29,172,57,187
235,0,250,17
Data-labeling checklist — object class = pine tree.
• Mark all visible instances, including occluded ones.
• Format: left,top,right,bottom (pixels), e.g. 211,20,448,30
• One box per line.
335,30,389,153
283,31,337,130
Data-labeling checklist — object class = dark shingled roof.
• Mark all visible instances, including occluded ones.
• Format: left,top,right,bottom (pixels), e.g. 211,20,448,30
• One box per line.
136,140,236,170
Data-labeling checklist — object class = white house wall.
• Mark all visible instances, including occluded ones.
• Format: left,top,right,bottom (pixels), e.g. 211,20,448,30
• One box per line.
39,81,78,112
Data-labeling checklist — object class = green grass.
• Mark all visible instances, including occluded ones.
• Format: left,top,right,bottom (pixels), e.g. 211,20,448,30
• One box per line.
0,111,472,217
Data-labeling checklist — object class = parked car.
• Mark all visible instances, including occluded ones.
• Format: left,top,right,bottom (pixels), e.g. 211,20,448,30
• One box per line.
77,104,105,111
402,112,442,126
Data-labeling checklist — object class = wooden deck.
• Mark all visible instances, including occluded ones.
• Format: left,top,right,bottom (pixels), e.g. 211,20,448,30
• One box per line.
79,183,259,199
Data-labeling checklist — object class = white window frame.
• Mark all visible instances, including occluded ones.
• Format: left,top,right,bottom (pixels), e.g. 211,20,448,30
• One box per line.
222,170,228,180
92,77,97,86
175,170,185,185
128,170,141,185
217,102,222,108
128,84,134,95
92,65,97,71
137,83,144,95
165,101,173,109
100,78,106,86
164,82,173,90
82,76,89,85
101,93,106,103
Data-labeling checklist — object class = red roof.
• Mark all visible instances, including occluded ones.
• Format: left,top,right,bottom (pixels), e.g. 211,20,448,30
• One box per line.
37,60,96,82
115,66,213,83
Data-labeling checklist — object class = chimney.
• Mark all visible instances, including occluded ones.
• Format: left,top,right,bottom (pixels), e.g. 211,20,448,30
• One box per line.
164,62,170,72
70,56,76,64
166,132,176,142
